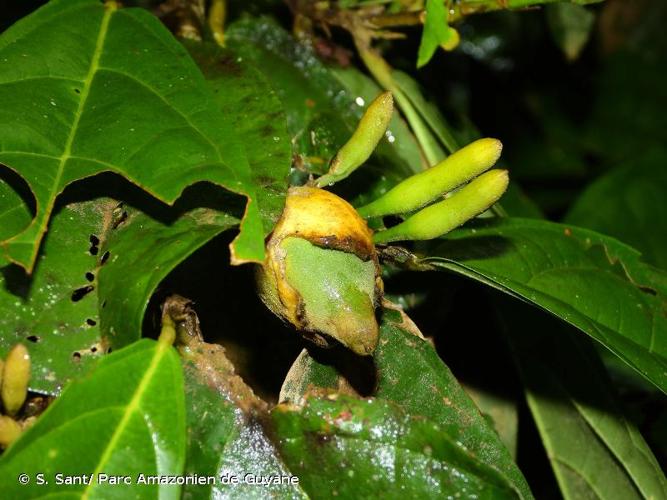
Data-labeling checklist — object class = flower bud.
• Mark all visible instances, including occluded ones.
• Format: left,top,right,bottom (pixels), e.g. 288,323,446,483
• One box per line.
373,169,509,243
0,415,21,448
257,186,382,355
358,138,502,218
1,343,30,416
316,92,394,187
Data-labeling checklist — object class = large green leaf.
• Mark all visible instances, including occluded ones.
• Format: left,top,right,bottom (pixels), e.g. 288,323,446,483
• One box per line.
0,337,185,498
0,198,106,394
418,217,667,392
498,301,667,500
0,0,280,270
278,308,533,499
98,39,294,349
565,148,667,269
272,394,520,498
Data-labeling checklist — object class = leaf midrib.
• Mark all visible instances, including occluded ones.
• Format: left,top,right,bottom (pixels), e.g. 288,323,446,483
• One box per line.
5,3,114,270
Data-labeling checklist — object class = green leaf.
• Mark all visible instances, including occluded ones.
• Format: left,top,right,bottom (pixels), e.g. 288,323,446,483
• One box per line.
181,338,305,499
420,217,667,393
278,308,533,499
0,0,280,270
417,0,456,68
0,198,106,394
375,308,532,498
498,301,667,500
565,148,667,269
98,39,294,350
272,394,520,498
545,3,595,61
0,338,185,498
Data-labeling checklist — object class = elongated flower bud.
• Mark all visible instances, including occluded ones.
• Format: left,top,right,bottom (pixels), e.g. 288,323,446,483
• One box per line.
316,92,394,187
373,169,509,243
257,186,382,356
358,138,502,218
1,344,30,416
0,415,21,448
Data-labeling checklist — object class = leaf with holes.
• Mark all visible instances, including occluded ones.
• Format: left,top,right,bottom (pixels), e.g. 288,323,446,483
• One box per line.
1,179,241,394
419,217,667,393
0,0,287,271
0,197,105,394
0,338,185,499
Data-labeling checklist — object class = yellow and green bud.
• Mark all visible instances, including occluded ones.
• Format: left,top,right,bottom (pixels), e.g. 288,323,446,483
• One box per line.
358,138,502,218
373,169,509,243
316,92,394,187
1,343,30,417
257,186,382,356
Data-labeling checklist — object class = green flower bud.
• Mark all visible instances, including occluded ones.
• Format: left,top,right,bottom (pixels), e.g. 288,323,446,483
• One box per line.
373,169,509,243
257,186,382,355
1,343,30,416
358,138,503,218
0,415,22,448
316,92,394,187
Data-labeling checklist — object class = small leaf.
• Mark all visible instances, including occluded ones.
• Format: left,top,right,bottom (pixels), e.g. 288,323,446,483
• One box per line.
421,218,667,393
417,0,457,68
546,3,595,61
0,338,185,499
499,300,667,500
